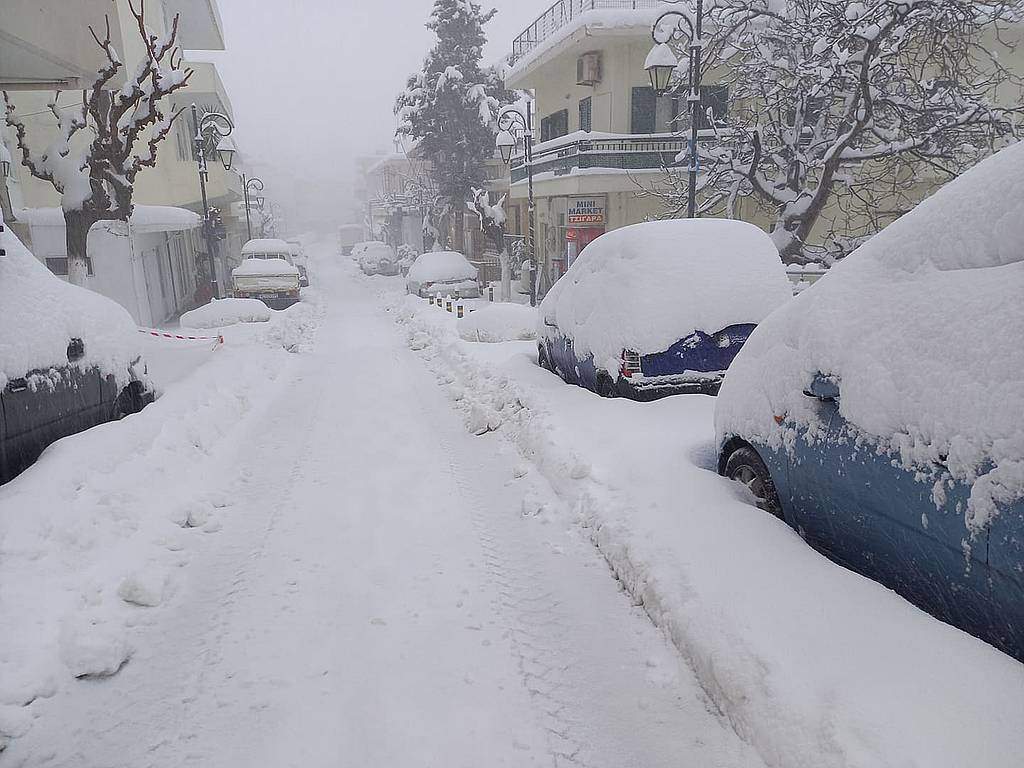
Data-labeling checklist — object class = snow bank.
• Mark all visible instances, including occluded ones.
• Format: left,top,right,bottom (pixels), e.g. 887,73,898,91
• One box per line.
407,250,477,283
389,290,1024,768
232,258,298,277
0,225,141,388
540,219,792,373
180,298,271,328
716,142,1024,530
457,303,537,343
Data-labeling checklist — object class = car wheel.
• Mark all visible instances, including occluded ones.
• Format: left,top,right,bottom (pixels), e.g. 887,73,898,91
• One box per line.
724,446,783,519
537,345,553,371
596,375,618,398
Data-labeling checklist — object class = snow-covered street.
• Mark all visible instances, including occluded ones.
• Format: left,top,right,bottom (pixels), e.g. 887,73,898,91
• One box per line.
1,251,764,767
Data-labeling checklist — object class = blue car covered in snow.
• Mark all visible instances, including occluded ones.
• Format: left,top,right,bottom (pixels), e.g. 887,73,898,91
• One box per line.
715,143,1024,662
536,219,792,400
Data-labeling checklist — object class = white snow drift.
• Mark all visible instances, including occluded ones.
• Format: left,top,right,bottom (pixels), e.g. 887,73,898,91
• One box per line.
539,219,792,373
457,303,537,343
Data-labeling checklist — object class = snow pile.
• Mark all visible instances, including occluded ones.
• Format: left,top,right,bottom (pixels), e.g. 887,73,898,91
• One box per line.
231,258,298,277
241,238,291,257
407,250,477,284
457,303,537,343
0,225,141,388
390,290,1024,768
717,141,1024,530
540,219,792,373
180,298,271,328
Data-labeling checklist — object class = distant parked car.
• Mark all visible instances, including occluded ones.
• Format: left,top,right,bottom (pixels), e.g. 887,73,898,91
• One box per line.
232,238,300,309
406,250,480,298
338,224,363,256
0,225,154,486
715,142,1024,661
357,242,400,276
536,219,791,399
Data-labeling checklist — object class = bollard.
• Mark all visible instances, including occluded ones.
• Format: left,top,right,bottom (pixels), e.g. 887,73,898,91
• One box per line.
445,299,453,312
457,304,464,319
428,295,434,306
488,285,494,302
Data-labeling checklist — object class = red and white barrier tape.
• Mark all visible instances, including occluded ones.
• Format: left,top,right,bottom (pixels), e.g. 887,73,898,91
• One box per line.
138,328,224,346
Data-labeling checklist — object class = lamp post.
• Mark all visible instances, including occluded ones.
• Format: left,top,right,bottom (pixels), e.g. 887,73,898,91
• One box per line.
496,104,537,307
645,2,705,219
190,104,234,298
239,174,264,241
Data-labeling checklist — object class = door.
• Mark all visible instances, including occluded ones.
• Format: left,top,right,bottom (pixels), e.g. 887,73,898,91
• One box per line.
787,374,991,640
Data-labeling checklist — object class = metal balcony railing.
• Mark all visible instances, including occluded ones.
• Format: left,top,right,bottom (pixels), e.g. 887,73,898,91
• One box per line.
511,0,665,65
510,134,687,183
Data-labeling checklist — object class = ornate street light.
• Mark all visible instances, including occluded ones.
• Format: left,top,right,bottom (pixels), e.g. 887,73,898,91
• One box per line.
191,105,234,297
216,138,236,171
239,173,264,241
496,105,537,307
646,3,706,218
0,140,11,179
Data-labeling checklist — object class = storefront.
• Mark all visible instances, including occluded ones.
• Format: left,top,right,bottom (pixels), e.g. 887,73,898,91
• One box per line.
563,194,606,274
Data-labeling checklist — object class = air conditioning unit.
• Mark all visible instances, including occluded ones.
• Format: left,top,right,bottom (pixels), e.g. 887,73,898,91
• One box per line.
576,52,602,86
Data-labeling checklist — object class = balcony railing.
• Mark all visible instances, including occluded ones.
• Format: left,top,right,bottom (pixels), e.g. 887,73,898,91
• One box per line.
510,134,687,183
511,0,665,65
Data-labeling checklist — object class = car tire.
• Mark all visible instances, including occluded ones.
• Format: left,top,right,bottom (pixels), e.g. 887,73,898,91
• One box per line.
724,446,784,519
537,345,553,371
112,382,144,420
596,375,618,398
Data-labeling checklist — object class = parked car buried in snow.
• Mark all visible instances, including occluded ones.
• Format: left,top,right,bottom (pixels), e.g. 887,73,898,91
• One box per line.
406,250,480,298
715,142,1024,662
232,238,300,309
0,225,154,486
357,241,401,276
536,219,791,400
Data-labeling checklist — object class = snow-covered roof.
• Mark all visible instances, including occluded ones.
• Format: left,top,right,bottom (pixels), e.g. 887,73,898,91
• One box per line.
241,238,291,255
407,250,478,283
16,206,200,234
716,141,1024,533
539,219,792,373
231,258,299,277
0,225,141,386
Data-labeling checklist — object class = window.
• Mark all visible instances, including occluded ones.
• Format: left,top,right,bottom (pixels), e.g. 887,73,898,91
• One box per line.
579,97,592,133
695,85,729,130
45,256,93,276
632,87,685,134
540,109,568,142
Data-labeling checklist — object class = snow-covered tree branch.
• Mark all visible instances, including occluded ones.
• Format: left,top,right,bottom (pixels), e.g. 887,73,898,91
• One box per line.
3,0,193,285
653,0,1024,263
467,186,510,299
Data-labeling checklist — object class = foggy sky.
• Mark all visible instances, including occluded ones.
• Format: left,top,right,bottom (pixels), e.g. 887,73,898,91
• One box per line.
194,0,540,234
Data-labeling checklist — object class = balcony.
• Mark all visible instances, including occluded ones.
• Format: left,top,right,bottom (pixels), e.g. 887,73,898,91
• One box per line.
510,133,687,183
511,0,664,65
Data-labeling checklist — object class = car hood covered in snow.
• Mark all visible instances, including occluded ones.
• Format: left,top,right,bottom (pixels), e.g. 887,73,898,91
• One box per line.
406,250,477,284
716,141,1024,532
0,225,141,388
539,218,792,373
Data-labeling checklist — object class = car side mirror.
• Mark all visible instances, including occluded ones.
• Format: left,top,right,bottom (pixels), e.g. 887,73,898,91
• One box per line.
804,371,839,401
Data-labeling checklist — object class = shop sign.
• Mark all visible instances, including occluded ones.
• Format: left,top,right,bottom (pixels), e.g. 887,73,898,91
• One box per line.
567,196,606,226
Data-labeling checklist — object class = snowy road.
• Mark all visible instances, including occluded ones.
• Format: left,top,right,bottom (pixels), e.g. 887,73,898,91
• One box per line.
6,257,763,767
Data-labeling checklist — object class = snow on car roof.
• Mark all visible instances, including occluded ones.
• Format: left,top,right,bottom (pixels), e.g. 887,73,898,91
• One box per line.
241,238,291,255
406,250,477,283
539,218,792,373
232,257,299,276
0,226,140,387
716,142,1024,532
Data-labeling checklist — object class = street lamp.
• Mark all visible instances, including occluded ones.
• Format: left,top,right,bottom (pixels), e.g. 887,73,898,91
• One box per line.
0,140,11,179
191,104,234,298
239,173,264,241
254,195,265,209
496,105,537,307
216,138,236,171
646,2,705,218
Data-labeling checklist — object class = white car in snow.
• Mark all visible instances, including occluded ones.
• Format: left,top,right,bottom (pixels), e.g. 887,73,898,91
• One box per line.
405,250,480,299
355,241,400,276
232,238,301,309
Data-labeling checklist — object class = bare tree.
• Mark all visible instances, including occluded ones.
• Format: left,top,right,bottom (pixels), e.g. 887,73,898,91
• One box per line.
467,186,510,300
3,0,192,284
651,0,1023,263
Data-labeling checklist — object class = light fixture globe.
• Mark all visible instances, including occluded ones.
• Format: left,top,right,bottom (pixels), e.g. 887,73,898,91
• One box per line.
0,140,11,179
644,42,678,95
496,130,517,164
216,140,235,171
255,195,265,209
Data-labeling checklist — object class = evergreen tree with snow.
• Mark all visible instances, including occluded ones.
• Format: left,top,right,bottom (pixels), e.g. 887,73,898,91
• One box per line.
395,0,512,248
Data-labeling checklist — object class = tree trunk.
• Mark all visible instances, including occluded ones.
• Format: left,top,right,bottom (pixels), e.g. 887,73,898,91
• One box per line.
498,247,511,302
64,208,99,287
